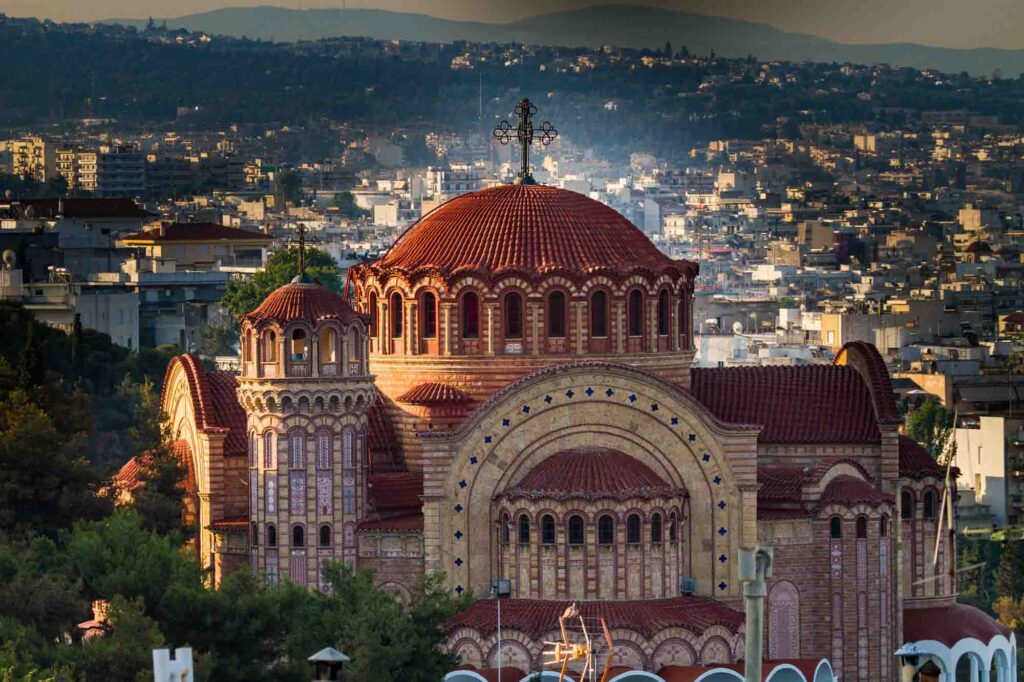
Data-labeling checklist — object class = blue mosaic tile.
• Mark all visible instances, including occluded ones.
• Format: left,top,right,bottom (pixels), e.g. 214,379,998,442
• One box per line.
454,530,463,540
719,554,727,563
688,433,697,442
718,500,727,510
628,394,637,403
702,453,711,462
459,479,467,489
484,436,492,444
585,387,594,396
455,585,465,594
565,389,575,398
718,582,727,591
454,557,463,567
544,395,553,404
502,419,510,427
671,417,679,425
470,456,478,465
718,527,727,536
522,405,531,414
605,388,615,397
650,403,659,411
454,504,464,513
713,475,722,485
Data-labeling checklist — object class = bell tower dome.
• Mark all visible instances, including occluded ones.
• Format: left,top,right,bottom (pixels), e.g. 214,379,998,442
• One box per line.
237,280,373,588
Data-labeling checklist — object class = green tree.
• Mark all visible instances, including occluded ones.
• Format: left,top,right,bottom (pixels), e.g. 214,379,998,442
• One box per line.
274,169,301,207
16,323,43,390
67,597,165,682
905,397,956,459
220,247,343,319
332,191,369,219
198,323,237,357
996,540,1024,602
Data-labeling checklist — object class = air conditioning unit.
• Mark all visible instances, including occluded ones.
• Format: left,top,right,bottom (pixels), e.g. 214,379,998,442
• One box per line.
679,576,696,596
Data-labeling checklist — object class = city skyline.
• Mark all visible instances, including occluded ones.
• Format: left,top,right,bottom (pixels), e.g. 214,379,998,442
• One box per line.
2,0,1023,51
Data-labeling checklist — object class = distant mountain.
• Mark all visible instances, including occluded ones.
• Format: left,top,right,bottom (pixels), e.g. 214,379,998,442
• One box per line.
105,4,1024,76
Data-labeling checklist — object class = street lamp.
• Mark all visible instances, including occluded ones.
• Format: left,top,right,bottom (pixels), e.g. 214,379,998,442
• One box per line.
491,578,512,681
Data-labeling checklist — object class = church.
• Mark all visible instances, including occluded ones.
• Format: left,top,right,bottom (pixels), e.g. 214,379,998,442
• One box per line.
130,179,1016,681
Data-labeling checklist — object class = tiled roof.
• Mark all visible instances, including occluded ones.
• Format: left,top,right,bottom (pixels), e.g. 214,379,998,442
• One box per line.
240,282,366,328
501,447,685,502
690,366,881,444
904,602,1010,647
396,382,470,405
159,354,246,456
819,475,893,508
365,184,695,282
114,440,196,494
209,517,248,533
122,222,271,243
757,464,813,501
367,396,401,468
444,596,744,640
357,513,424,533
367,471,423,512
6,197,153,219
898,435,944,479
834,341,900,424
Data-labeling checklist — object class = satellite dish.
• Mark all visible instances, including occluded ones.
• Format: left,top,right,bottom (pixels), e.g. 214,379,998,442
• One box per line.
732,320,744,335
1,250,14,270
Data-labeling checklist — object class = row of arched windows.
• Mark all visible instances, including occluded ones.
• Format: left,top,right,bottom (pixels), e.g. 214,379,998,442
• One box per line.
901,489,938,520
251,523,332,549
370,288,689,341
501,512,679,546
249,429,357,470
829,515,890,539
243,326,362,365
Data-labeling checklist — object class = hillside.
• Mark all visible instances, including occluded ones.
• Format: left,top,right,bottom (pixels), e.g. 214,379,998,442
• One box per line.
106,4,1024,76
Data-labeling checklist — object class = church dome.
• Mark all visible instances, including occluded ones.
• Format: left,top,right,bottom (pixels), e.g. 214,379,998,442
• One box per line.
500,447,685,501
372,184,691,280
241,282,365,328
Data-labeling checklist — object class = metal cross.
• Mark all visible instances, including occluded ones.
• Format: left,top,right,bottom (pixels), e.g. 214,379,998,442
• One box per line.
296,223,307,279
493,97,558,184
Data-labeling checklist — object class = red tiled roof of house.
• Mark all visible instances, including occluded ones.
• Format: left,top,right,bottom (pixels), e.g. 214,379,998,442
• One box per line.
690,365,881,444
367,471,423,512
114,440,196,494
209,517,248,533
904,603,1010,647
758,465,813,501
501,447,685,502
898,435,944,479
819,475,893,508
396,382,470,405
444,596,744,640
357,513,424,533
240,282,366,328
122,222,271,243
8,197,153,219
364,184,695,283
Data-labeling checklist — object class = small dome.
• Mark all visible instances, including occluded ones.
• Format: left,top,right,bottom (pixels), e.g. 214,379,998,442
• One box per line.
501,447,684,501
241,282,365,328
370,184,693,280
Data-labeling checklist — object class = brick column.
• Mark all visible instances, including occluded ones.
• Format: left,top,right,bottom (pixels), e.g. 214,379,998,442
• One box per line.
614,301,625,353
485,303,497,355
406,300,417,355
442,303,454,356
531,301,542,355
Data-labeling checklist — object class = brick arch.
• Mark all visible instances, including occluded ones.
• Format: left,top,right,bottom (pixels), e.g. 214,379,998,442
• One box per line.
699,636,732,664
426,362,758,601
610,637,648,670
651,637,697,668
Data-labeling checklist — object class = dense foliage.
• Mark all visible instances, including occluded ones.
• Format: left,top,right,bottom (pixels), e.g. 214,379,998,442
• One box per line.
0,303,468,680
220,246,344,319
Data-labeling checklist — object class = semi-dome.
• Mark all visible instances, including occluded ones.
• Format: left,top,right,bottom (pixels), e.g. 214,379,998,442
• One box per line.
500,447,685,501
241,282,365,328
370,184,694,281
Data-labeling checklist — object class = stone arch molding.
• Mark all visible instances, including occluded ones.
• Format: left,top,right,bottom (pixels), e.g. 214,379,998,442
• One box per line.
162,358,209,501
420,362,760,601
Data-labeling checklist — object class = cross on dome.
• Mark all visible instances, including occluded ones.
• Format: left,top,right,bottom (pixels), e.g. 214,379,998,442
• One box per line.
493,97,558,185
292,223,308,284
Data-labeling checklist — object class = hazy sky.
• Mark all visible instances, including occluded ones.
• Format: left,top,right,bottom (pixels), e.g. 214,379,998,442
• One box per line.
3,0,1022,50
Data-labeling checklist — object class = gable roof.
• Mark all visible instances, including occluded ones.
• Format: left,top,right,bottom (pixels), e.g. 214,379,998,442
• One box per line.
122,222,271,244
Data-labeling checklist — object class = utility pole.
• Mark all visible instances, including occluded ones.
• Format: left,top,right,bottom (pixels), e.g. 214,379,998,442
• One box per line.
738,546,773,682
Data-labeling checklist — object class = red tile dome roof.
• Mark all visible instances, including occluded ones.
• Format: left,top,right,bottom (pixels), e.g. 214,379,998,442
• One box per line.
364,184,695,282
241,282,366,328
501,447,685,501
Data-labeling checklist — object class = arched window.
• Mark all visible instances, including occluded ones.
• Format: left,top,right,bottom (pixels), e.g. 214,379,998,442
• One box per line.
244,329,253,362
591,290,608,337
289,430,305,469
598,515,615,545
319,524,331,547
316,431,331,469
923,490,936,519
263,431,275,468
292,525,305,548
901,490,914,520
251,522,258,547
568,515,585,545
856,517,868,538
390,293,403,338
349,328,360,362
628,289,644,336
880,516,889,538
368,291,378,337
518,515,530,544
264,331,277,362
267,524,277,548
548,291,566,338
651,513,663,543
678,298,689,343
669,512,678,542
461,292,479,339
830,517,842,539
290,329,307,360
500,513,510,546
504,292,522,339
421,292,437,339
541,514,555,544
320,327,337,364
657,289,670,335
249,431,257,467
627,514,641,544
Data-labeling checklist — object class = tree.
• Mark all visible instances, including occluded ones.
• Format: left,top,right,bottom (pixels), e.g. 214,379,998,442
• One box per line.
220,247,343,319
274,169,301,207
198,323,237,357
66,597,165,682
905,398,956,459
16,323,43,390
996,540,1024,602
332,191,369,220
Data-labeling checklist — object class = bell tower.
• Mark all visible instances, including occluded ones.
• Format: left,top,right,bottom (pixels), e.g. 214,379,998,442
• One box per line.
236,268,374,589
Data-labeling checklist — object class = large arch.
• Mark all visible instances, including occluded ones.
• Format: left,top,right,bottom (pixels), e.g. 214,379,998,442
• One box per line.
420,362,760,601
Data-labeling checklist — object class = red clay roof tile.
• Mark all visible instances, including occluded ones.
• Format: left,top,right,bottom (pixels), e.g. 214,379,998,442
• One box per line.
357,513,424,532
819,475,893,508
898,435,944,479
501,447,684,502
396,382,471,405
691,366,881,444
123,222,271,243
444,596,744,640
241,282,365,328
367,471,423,512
